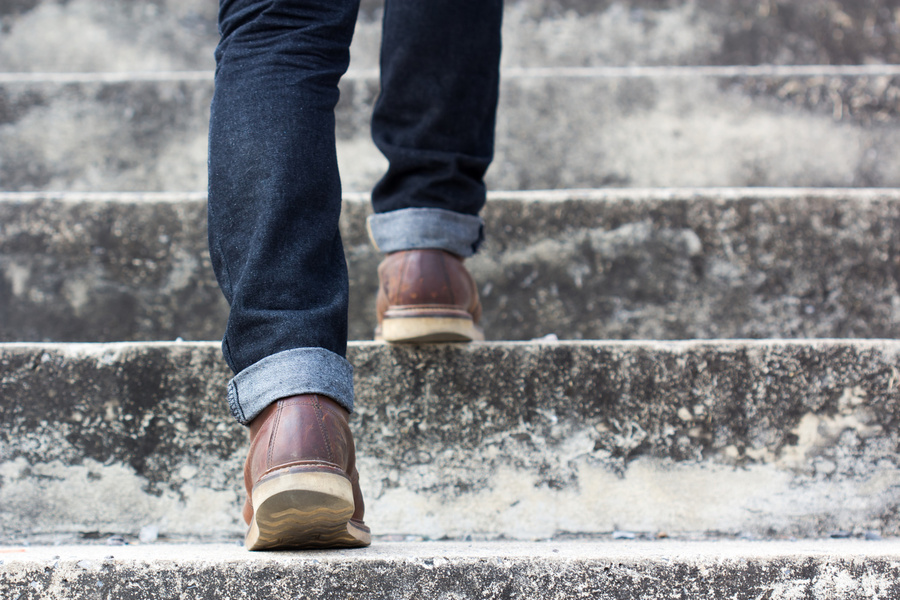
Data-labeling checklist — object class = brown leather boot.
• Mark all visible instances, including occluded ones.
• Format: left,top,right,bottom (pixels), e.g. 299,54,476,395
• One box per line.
242,394,371,550
375,249,484,343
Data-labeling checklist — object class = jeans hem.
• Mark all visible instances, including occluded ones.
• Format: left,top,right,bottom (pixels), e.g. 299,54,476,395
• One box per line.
227,347,354,425
366,207,484,257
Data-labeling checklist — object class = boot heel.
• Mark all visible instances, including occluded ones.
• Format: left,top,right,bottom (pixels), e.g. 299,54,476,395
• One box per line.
246,470,366,550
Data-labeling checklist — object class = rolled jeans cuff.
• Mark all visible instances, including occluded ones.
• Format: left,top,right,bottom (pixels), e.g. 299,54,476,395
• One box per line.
227,347,354,425
366,207,484,257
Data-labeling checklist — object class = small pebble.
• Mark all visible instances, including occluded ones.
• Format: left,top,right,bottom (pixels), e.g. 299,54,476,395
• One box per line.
865,531,883,541
105,536,127,546
531,333,559,343
612,531,636,540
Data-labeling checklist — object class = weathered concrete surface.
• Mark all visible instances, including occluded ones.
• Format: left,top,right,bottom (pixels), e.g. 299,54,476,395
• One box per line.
0,75,213,192
3,68,900,192
492,68,900,191
2,340,900,542
3,541,900,600
0,192,220,342
4,189,900,343
3,0,900,73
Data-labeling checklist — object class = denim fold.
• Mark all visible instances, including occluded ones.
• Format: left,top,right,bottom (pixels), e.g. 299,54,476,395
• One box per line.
227,347,355,425
367,207,484,257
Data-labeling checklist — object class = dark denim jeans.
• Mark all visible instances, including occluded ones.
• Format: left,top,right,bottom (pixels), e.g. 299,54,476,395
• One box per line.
208,0,502,424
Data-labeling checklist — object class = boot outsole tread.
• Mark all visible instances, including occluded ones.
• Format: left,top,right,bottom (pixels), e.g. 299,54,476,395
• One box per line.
246,471,371,550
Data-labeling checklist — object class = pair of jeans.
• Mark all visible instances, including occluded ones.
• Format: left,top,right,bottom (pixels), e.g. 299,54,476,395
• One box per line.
208,0,502,424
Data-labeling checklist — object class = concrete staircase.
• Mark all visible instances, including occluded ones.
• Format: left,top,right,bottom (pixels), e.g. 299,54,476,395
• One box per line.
3,0,900,598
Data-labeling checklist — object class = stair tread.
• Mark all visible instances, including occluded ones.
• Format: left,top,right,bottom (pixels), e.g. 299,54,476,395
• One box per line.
3,541,900,600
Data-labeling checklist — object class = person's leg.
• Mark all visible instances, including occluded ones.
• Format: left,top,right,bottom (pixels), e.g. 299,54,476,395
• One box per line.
210,0,357,416
367,0,503,342
369,0,503,255
208,0,369,549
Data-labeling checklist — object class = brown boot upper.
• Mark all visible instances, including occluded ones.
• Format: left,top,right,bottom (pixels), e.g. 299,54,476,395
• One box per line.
242,394,365,527
376,249,482,322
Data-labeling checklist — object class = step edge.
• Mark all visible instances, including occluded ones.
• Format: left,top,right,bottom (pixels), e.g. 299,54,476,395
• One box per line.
4,187,900,205
2,338,900,353
4,539,900,562
3,64,900,84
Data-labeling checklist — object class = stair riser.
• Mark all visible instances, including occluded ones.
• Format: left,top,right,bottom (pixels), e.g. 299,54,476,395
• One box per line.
2,71,900,192
3,190,900,343
2,341,898,541
2,0,899,72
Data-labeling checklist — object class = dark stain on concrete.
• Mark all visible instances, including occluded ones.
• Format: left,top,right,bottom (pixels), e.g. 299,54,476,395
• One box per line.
722,75,900,124
0,88,45,126
713,0,900,66
0,0,41,20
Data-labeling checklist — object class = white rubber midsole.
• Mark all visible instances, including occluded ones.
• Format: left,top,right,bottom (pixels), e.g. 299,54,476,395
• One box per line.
252,470,354,512
379,316,485,343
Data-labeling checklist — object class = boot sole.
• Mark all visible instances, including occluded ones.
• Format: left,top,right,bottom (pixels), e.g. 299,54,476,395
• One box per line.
377,316,485,343
246,470,371,550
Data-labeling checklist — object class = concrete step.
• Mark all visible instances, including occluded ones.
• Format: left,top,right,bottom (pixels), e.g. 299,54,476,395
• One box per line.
2,0,898,73
3,188,900,343
2,340,899,542
3,66,900,192
2,541,900,600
